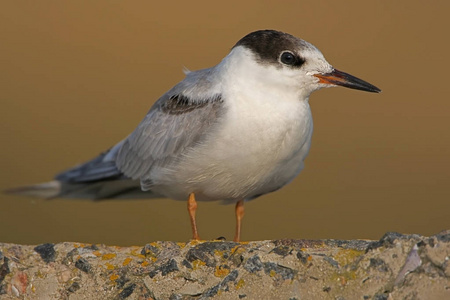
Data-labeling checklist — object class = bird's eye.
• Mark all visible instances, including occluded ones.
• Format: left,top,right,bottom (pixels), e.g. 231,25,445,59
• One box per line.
280,51,296,66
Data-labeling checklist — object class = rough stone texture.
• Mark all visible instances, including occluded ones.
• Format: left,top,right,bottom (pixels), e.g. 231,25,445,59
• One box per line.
0,231,449,299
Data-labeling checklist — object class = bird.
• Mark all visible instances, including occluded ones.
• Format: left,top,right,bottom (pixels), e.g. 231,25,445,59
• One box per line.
7,30,381,242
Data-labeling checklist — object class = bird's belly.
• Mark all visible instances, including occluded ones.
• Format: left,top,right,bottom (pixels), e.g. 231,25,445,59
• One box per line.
151,100,313,202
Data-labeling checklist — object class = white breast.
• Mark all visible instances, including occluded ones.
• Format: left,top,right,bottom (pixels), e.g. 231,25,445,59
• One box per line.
153,93,313,203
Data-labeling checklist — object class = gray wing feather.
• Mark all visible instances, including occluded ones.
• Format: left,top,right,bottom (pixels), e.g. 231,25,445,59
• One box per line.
55,67,223,194
55,141,125,183
116,68,224,182
116,94,223,180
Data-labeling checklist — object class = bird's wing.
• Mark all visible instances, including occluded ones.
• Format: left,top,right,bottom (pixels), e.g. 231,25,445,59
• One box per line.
116,93,223,182
115,69,224,188
55,141,125,183
54,67,223,190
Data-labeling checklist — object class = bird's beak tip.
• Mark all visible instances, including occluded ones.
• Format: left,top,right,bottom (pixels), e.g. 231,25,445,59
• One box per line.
314,69,381,93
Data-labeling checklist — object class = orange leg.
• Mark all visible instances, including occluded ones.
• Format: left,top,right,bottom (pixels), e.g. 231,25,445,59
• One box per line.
187,193,200,240
233,199,245,242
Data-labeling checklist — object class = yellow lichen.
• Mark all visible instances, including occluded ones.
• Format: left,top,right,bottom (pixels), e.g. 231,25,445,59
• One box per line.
331,271,357,285
192,260,206,270
105,263,115,270
236,279,245,289
129,248,140,256
214,265,230,278
189,240,202,246
110,274,119,281
93,251,102,257
214,250,226,258
269,270,277,277
35,270,44,279
141,261,149,267
122,257,132,266
334,249,365,266
129,247,146,259
102,253,116,260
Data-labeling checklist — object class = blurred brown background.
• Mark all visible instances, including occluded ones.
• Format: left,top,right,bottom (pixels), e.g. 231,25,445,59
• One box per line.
1,1,449,246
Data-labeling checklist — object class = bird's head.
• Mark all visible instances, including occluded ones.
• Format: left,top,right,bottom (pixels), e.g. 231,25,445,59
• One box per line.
226,30,380,98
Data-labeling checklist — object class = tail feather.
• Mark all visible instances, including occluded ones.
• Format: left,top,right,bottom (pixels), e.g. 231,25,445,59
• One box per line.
5,179,162,200
5,142,165,200
5,181,62,199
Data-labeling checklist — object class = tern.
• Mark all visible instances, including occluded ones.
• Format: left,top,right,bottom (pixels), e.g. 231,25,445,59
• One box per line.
7,30,380,242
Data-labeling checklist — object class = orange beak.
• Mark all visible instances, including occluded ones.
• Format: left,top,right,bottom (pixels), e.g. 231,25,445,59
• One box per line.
314,69,381,93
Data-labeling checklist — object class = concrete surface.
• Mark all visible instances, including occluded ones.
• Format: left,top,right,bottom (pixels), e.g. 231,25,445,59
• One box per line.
0,231,449,299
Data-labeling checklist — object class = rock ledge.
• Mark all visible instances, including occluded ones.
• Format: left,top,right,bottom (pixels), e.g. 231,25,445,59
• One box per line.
1,231,449,299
